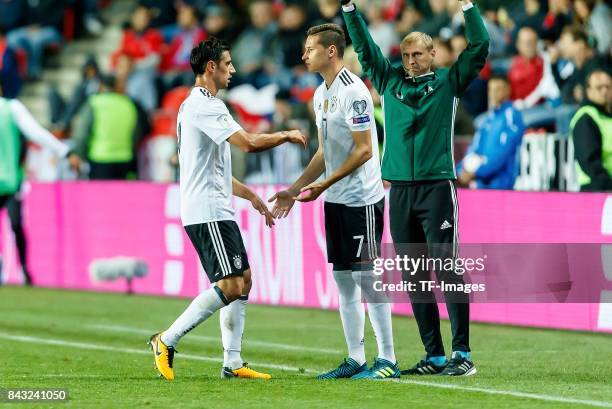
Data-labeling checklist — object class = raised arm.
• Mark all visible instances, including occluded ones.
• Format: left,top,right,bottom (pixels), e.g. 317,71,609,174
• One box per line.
341,1,399,94
448,1,490,96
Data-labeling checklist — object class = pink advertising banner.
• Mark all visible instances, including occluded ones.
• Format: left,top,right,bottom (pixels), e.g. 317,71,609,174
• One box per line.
1,182,611,333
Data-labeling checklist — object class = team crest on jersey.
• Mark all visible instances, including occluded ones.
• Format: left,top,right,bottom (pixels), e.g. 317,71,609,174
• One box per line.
217,114,231,129
424,85,435,96
353,100,367,115
233,255,242,270
329,96,338,113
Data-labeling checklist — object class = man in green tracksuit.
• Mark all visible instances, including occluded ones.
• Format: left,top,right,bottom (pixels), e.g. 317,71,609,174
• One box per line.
342,0,489,376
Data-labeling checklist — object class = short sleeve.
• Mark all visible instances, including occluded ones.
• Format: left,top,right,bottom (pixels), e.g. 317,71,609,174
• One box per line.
343,86,373,132
194,98,242,145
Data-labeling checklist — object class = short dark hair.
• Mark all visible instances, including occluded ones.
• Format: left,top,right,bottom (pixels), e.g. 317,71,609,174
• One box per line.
587,69,611,87
562,25,591,46
190,37,230,76
306,24,346,58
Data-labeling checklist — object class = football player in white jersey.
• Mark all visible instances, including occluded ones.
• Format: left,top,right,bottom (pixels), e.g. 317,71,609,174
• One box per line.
268,24,399,379
149,37,306,381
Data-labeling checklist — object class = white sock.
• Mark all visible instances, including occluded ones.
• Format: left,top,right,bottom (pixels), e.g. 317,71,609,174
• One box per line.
353,270,396,363
161,286,227,347
333,270,366,365
220,295,247,370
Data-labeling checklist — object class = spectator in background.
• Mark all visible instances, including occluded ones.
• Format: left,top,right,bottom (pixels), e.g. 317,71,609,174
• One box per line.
500,0,545,47
478,4,507,58
111,5,163,111
415,0,450,37
451,33,488,118
313,0,349,44
458,75,525,189
231,0,278,87
0,28,22,98
160,3,207,90
539,0,572,42
365,1,398,58
509,27,544,100
275,2,310,89
434,37,475,135
571,70,612,192
395,5,423,40
83,0,104,36
0,0,24,34
6,0,64,80
203,4,240,45
573,0,611,55
48,55,102,133
509,27,561,128
72,76,148,180
138,0,177,38
552,26,610,106
112,5,163,69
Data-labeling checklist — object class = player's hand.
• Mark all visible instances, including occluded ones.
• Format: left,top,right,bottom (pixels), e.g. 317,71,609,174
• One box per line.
457,171,475,187
250,194,275,227
67,152,83,174
295,181,328,202
268,189,297,218
284,130,307,149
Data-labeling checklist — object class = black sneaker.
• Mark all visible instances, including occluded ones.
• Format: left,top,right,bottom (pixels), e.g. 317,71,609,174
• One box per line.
401,356,447,375
441,352,476,376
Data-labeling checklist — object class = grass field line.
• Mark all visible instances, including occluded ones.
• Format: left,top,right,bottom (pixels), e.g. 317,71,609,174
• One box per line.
0,332,316,374
1,331,611,408
88,324,343,355
392,379,612,408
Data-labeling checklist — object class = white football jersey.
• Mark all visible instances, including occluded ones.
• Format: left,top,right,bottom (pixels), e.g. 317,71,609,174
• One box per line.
177,86,242,226
313,68,384,206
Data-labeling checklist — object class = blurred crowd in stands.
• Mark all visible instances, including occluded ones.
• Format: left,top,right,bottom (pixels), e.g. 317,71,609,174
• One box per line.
0,0,610,191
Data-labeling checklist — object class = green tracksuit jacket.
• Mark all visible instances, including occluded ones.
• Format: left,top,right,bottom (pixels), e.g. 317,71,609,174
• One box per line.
343,4,489,181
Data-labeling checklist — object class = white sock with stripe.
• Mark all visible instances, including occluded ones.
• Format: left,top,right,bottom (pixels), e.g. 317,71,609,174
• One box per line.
353,270,396,363
333,270,366,366
220,295,247,370
161,286,228,347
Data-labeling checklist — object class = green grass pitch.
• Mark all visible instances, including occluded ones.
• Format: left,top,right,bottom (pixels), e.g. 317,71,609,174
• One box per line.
0,286,611,408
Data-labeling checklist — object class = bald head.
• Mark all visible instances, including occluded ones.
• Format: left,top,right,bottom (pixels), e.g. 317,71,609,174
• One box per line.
516,27,538,59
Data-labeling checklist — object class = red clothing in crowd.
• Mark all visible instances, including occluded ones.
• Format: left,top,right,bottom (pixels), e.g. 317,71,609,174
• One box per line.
111,28,164,67
508,55,544,100
160,28,207,72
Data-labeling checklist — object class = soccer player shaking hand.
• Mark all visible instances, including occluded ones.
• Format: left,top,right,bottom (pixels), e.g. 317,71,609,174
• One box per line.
269,24,399,379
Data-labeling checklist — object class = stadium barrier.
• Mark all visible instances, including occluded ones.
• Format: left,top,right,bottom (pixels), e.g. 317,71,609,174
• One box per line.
1,182,611,333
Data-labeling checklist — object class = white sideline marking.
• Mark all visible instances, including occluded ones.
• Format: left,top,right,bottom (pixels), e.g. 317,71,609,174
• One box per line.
88,324,343,355
393,379,612,408
0,332,315,374
1,331,611,408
